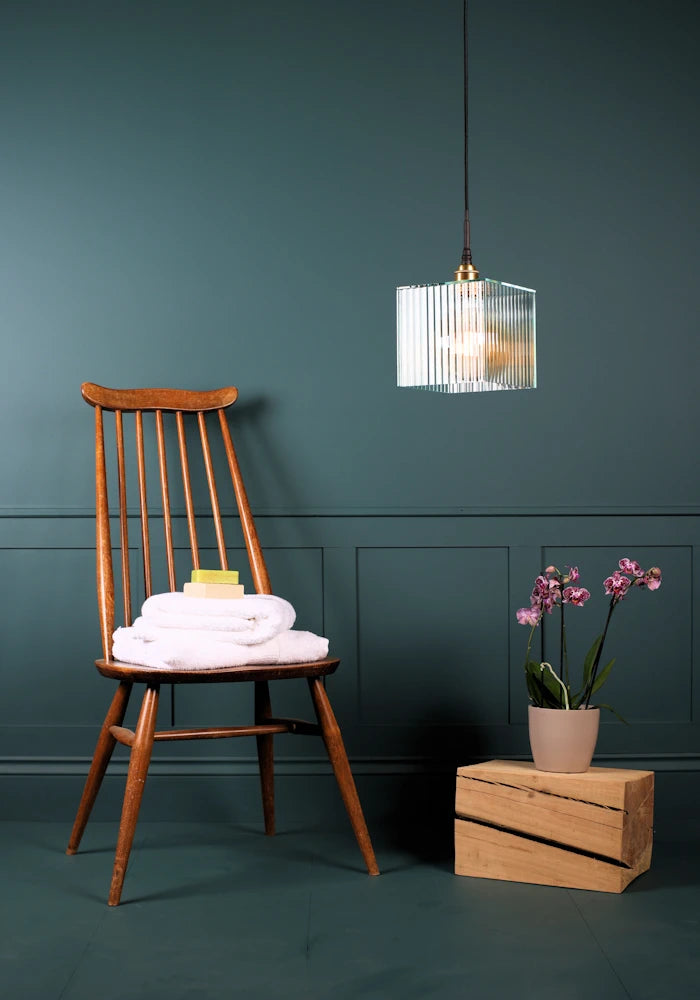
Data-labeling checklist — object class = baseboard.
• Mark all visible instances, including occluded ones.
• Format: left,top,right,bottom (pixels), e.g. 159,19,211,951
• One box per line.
4,752,700,778
4,756,700,827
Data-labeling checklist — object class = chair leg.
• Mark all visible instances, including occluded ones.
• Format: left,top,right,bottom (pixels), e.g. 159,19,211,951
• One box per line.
108,684,159,906
67,681,132,855
255,680,275,835
307,678,380,876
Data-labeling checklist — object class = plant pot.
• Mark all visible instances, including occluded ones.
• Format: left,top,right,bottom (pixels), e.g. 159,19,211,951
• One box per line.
528,705,600,773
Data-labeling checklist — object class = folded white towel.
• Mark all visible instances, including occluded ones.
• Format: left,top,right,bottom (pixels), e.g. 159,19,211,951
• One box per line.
140,592,295,645
111,626,329,671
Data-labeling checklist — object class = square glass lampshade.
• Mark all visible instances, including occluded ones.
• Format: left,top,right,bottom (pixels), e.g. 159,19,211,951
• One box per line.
396,278,536,392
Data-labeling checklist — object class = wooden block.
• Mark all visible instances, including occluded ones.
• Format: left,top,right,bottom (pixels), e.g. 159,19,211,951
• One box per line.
454,759,653,893
183,582,244,599
191,569,240,584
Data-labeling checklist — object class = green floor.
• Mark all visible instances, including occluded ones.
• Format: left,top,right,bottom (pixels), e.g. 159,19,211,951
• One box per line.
2,815,699,1000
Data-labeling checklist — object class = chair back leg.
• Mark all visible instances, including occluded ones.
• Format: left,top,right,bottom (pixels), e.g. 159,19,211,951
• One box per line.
66,681,132,855
255,680,275,835
308,679,380,876
109,684,160,905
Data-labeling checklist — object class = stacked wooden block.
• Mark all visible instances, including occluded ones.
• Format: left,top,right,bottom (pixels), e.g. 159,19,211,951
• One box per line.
183,568,244,599
455,760,654,893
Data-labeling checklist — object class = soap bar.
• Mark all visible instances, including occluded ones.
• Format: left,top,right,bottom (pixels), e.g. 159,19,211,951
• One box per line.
184,582,244,599
191,569,240,585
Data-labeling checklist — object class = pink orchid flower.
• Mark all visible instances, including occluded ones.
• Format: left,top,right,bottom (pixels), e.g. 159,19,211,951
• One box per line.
619,558,644,577
604,571,631,599
517,607,541,626
562,586,591,606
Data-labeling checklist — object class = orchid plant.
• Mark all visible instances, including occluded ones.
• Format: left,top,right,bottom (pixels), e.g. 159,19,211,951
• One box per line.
517,558,662,716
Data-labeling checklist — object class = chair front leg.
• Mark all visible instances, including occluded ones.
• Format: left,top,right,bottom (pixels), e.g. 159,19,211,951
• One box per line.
308,678,379,876
109,684,159,906
67,681,132,855
255,680,275,835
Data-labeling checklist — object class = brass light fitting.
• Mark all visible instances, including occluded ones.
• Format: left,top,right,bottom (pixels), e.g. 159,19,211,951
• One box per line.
454,261,480,281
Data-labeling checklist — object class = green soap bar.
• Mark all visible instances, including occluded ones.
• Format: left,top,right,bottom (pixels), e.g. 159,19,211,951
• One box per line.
191,569,240,584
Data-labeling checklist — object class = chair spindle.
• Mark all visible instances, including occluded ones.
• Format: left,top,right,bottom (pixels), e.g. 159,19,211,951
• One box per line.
176,410,200,570
155,410,176,592
198,411,228,570
219,410,271,594
115,411,132,626
135,411,153,599
95,405,115,659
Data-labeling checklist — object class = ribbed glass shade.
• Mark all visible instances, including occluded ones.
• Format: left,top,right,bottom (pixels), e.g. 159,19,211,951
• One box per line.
396,278,536,392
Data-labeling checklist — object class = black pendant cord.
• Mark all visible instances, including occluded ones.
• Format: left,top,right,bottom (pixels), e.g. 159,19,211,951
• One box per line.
461,0,473,267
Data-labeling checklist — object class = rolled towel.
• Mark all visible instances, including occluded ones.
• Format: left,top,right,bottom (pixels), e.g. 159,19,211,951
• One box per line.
139,592,295,645
127,618,296,648
112,626,329,671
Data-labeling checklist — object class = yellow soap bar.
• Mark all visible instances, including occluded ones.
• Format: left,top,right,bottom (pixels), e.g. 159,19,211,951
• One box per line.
191,569,240,585
184,582,244,599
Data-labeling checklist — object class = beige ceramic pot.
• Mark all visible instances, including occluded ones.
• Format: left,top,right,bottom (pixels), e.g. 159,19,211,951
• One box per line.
528,705,600,773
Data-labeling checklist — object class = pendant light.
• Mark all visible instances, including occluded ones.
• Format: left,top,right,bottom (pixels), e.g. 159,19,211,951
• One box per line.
396,0,536,393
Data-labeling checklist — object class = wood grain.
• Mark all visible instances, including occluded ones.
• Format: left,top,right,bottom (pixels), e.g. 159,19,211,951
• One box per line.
176,410,200,568
82,382,238,412
134,409,153,598
95,657,339,684
114,410,132,626
66,682,132,854
155,409,176,591
219,410,272,594
198,411,228,569
94,405,115,660
255,680,275,835
455,818,652,893
458,759,653,811
109,684,159,906
309,678,380,876
454,760,653,893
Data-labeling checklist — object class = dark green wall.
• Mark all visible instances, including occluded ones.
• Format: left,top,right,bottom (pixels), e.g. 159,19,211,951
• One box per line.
1,0,699,817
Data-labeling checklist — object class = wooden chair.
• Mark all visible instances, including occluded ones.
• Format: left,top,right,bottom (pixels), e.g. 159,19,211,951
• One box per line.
67,383,379,905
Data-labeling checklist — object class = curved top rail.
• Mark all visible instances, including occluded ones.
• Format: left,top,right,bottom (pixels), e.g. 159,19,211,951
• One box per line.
81,383,238,412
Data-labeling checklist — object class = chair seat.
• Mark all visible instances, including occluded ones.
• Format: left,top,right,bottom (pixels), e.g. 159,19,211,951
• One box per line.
95,656,340,685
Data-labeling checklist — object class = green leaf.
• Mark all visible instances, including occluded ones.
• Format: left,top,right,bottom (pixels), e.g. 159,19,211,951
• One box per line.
593,702,628,724
525,661,564,708
582,634,603,690
590,658,615,696
525,661,545,706
526,670,542,705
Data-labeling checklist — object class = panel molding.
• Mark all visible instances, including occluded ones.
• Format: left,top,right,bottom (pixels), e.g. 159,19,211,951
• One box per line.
1,512,698,772
356,545,511,726
3,505,700,519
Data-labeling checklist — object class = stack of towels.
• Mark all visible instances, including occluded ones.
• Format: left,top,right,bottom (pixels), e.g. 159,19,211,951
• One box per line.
112,593,329,670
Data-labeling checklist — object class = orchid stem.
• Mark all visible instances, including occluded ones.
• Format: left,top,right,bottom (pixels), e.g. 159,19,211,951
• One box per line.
584,598,616,708
559,601,565,690
524,622,539,672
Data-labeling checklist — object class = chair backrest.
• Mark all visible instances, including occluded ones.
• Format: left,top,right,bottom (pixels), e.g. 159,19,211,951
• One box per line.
81,382,271,659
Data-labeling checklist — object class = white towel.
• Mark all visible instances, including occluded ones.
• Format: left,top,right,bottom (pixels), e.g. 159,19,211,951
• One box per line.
139,592,295,645
112,626,329,671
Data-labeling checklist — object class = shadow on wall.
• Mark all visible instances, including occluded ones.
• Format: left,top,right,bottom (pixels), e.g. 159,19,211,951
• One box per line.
230,394,307,515
378,699,491,869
